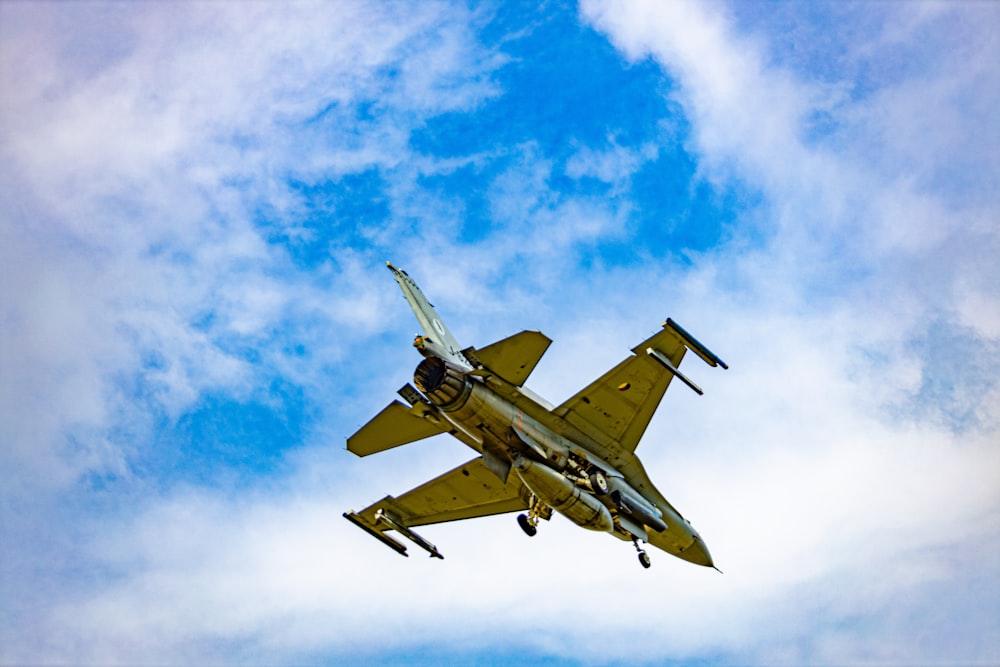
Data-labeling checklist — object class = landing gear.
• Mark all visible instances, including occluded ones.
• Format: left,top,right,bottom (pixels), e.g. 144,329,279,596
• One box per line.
518,494,549,537
633,538,651,569
589,471,610,495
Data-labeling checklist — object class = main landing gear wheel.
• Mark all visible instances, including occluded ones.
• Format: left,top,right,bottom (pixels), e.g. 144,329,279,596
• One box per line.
517,513,537,537
589,471,610,495
633,538,651,569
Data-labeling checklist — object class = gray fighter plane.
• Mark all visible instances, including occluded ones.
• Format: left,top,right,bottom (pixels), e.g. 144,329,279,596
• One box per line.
344,263,727,569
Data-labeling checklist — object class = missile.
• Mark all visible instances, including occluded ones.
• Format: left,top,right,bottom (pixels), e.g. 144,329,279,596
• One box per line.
610,488,667,533
374,509,444,559
343,511,409,557
647,347,704,395
605,476,668,532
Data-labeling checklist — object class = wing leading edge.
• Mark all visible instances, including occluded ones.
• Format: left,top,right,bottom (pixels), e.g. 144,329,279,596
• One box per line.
344,456,529,558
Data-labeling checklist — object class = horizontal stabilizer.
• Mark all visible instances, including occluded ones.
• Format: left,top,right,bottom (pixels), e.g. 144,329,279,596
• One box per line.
347,400,447,457
463,330,551,386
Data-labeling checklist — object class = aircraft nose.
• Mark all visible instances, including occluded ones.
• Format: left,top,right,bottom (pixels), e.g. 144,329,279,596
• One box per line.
678,534,714,568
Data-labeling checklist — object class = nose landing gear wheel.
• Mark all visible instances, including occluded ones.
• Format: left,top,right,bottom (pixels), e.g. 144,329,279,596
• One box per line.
517,513,537,537
632,537,651,568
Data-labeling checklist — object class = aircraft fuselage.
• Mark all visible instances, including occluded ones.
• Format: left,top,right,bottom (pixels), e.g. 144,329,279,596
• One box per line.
344,263,723,569
413,355,713,567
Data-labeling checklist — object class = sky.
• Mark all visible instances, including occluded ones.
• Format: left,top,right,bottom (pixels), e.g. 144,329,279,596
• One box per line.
1,1,998,664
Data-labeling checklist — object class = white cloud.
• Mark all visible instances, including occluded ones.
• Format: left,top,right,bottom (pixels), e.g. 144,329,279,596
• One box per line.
568,0,999,660
2,1,999,665
564,139,657,186
0,1,500,494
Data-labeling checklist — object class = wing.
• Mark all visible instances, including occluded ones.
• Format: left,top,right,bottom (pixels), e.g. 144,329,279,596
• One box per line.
553,319,727,455
343,456,528,558
463,330,552,386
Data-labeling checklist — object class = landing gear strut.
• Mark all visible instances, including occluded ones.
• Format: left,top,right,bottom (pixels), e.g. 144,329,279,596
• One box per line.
517,494,545,537
633,538,651,569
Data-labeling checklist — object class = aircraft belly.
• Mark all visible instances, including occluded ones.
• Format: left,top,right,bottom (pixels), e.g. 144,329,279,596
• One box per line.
512,457,614,532
348,264,723,569
444,381,518,447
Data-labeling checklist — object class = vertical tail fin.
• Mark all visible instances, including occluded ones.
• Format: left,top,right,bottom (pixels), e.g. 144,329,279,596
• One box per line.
386,262,471,368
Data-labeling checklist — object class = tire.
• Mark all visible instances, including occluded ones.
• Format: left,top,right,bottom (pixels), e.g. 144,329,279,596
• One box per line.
590,471,610,495
517,513,537,537
638,551,651,569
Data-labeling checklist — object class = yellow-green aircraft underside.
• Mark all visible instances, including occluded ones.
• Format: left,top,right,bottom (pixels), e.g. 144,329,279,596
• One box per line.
344,263,727,570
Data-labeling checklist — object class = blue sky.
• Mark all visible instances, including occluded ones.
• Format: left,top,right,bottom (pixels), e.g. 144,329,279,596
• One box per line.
1,1,998,664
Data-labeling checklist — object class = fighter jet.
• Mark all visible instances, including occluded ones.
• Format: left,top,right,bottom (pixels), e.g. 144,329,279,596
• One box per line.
344,263,727,569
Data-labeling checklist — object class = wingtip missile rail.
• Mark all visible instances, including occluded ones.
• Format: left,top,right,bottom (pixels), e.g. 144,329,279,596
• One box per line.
343,508,445,559
343,511,409,557
374,509,445,559
665,318,729,369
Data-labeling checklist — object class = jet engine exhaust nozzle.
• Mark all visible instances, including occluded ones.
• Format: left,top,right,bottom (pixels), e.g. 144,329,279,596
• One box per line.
414,357,472,410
